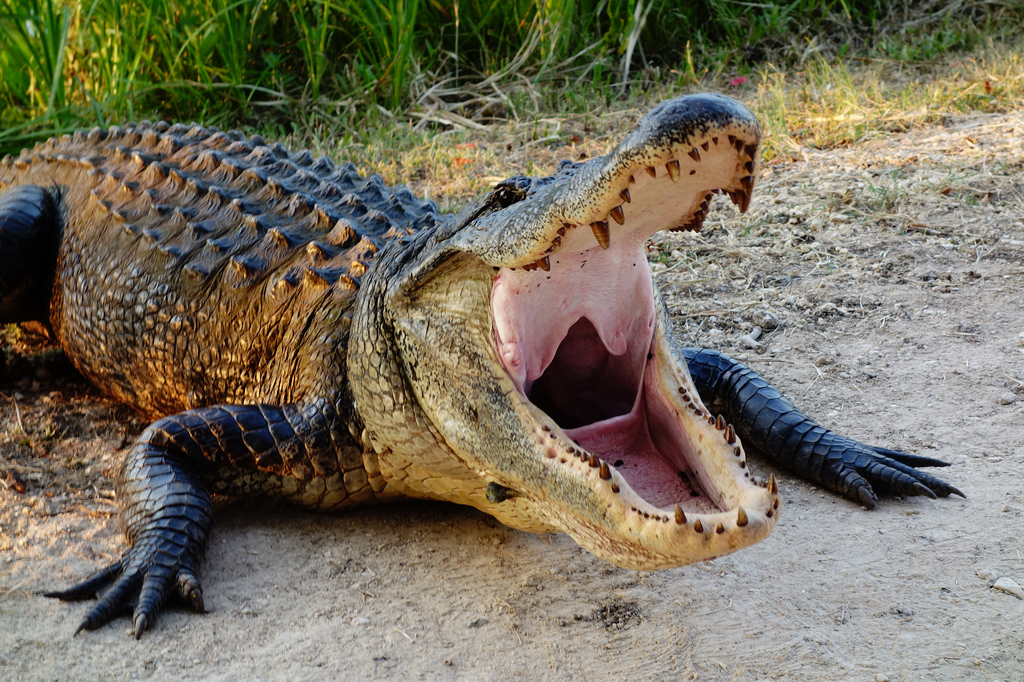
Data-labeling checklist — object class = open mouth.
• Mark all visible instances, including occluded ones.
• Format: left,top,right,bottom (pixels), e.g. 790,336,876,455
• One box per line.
491,131,765,521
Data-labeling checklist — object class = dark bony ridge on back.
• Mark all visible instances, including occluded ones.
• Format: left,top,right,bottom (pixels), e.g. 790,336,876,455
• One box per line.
0,95,962,639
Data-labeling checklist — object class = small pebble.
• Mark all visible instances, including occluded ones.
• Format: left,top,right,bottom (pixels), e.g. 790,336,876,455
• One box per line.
976,568,999,584
993,577,1024,599
876,674,889,682
738,327,763,349
998,392,1016,405
752,310,781,330
351,616,371,626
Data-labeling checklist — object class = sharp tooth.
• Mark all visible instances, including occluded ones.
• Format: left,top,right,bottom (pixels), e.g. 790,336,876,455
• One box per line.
559,224,568,236
537,256,550,271
725,423,736,444
619,188,631,203
599,461,611,480
745,143,758,158
715,414,725,430
727,134,736,145
609,205,625,225
629,174,636,184
645,166,657,178
674,504,686,525
740,175,754,193
744,161,755,173
590,221,610,249
699,200,709,211
734,138,745,153
551,236,561,248
736,506,749,527
711,136,719,145
666,160,680,182
693,519,704,533
716,522,725,534
687,148,700,162
588,453,599,468
769,473,778,495
701,141,710,152
729,190,751,213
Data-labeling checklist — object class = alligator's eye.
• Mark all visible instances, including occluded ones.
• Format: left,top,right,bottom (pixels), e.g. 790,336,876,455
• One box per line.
490,175,532,208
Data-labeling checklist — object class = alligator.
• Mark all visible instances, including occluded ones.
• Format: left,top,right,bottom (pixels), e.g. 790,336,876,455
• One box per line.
0,94,962,639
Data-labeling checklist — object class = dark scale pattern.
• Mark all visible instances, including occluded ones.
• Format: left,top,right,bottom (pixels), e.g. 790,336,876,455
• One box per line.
682,348,964,508
1,122,443,637
3,120,441,415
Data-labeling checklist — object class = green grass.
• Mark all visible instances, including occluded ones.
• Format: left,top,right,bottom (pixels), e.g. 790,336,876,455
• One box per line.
0,0,1022,156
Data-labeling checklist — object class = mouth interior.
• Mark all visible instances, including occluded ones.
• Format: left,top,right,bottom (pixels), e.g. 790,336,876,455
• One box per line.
491,166,727,511
528,316,641,428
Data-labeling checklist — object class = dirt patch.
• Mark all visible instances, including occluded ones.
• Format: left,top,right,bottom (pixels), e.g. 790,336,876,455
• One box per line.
2,111,1023,681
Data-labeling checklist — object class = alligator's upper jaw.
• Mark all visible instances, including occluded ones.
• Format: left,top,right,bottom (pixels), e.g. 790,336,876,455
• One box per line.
485,94,779,569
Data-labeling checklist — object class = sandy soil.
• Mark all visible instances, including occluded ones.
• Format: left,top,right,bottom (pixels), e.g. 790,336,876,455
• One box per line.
2,108,1023,682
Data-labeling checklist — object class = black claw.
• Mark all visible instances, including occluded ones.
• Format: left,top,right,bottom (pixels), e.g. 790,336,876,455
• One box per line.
871,446,952,468
948,486,967,499
855,484,878,510
911,481,938,499
133,613,149,640
174,569,205,613
44,560,123,601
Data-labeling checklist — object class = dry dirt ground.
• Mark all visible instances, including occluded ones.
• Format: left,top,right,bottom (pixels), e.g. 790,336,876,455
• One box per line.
1,107,1023,682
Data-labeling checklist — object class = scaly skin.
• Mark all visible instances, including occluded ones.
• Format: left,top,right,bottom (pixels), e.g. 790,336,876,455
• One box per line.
0,94,961,638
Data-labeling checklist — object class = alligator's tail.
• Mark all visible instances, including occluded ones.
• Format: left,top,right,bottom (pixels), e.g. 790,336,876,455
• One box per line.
0,184,59,323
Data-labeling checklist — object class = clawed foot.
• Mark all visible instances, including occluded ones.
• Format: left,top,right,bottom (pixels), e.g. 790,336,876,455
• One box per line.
822,436,966,509
46,536,205,639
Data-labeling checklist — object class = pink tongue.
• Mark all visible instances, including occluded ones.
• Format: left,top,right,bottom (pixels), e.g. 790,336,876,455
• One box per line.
566,406,699,508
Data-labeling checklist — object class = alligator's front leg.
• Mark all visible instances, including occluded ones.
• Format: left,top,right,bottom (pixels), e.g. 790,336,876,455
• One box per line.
47,400,348,638
684,348,965,507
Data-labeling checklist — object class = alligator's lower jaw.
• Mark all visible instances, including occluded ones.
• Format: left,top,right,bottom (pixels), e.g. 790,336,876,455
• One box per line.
519,318,779,570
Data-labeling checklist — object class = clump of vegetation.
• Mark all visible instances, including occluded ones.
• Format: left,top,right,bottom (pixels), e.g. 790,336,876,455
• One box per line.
0,0,1021,156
